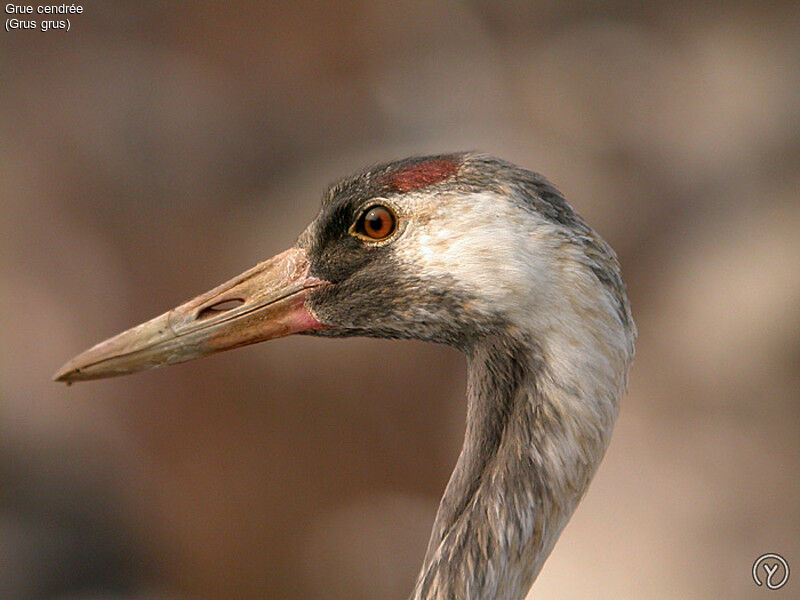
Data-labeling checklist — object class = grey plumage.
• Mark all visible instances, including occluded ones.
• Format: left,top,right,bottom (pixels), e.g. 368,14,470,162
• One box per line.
304,153,635,599
55,153,636,600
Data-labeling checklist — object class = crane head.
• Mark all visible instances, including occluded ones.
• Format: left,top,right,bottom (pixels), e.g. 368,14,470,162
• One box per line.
54,153,627,382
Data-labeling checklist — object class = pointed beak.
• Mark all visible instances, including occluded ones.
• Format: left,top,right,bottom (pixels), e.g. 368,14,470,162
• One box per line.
53,247,329,383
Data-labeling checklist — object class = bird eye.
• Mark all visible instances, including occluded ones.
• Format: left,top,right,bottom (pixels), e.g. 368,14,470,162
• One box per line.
356,205,396,241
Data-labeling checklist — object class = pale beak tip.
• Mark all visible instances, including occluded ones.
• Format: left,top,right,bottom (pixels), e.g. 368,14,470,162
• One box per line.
53,351,91,383
53,362,79,384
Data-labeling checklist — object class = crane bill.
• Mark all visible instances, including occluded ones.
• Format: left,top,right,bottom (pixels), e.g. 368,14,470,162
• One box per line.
53,247,329,383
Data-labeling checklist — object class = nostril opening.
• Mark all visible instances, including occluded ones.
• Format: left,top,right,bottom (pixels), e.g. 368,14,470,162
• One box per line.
196,298,245,320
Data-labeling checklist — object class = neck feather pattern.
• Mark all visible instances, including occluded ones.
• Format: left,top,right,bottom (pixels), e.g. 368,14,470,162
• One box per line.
411,313,631,599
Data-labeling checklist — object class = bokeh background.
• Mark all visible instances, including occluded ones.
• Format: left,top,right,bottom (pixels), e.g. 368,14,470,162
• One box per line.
2,2,798,599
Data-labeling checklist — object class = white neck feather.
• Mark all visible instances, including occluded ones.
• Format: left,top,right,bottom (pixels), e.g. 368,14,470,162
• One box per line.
408,200,635,599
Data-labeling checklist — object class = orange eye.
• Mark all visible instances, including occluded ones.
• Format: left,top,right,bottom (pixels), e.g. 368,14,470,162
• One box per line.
357,205,396,240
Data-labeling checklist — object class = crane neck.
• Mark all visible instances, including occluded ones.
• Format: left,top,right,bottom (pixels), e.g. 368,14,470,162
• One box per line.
410,319,629,599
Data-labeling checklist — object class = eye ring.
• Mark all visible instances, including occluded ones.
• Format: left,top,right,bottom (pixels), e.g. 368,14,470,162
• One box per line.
353,204,397,241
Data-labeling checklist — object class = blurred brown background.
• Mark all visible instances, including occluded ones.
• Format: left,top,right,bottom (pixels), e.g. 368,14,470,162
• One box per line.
1,2,798,599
